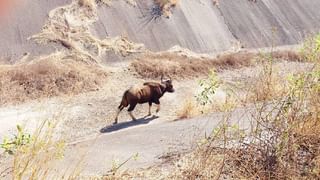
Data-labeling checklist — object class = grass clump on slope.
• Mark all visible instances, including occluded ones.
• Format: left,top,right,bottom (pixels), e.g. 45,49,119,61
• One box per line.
0,53,107,105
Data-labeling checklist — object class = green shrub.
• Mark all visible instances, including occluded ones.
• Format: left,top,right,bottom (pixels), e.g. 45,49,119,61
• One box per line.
1,125,31,155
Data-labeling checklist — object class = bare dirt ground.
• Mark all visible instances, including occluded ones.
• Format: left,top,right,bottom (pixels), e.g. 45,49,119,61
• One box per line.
0,62,201,142
59,105,255,176
0,59,312,178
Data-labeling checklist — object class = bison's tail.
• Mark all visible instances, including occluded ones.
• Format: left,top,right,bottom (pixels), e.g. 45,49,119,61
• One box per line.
119,90,129,108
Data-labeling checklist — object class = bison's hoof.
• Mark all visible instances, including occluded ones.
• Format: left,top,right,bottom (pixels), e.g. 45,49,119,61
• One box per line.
113,121,118,125
147,113,152,116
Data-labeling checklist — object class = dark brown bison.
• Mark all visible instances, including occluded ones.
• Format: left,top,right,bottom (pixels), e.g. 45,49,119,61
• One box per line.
114,76,174,124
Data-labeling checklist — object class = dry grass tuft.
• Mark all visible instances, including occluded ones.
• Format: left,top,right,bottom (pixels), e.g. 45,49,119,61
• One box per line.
78,0,96,9
0,53,107,105
272,50,303,62
132,51,256,79
132,50,304,80
244,65,287,102
167,149,224,179
154,0,179,18
176,98,201,119
234,51,305,103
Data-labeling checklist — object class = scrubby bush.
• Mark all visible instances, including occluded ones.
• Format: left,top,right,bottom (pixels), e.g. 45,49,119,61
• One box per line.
167,34,320,179
0,53,107,105
123,34,320,179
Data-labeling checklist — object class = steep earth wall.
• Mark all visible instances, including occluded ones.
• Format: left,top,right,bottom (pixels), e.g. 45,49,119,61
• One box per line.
1,0,320,60
0,0,70,61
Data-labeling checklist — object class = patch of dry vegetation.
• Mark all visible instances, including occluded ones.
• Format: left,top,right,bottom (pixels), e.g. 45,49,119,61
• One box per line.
154,0,179,18
222,73,320,179
242,56,289,102
132,50,303,79
272,50,304,62
113,61,319,179
78,0,96,9
245,72,286,102
227,51,309,105
0,53,107,105
193,55,318,180
118,39,319,179
132,51,256,79
176,98,202,119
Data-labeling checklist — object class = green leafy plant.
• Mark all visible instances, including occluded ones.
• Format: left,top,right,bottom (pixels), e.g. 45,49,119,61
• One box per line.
0,125,31,155
196,69,220,106
105,153,139,177
300,34,320,62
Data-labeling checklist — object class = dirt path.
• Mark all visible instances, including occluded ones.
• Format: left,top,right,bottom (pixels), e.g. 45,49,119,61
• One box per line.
58,106,254,176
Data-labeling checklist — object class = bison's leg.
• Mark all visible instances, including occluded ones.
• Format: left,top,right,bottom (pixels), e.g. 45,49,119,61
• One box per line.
155,100,160,114
128,103,137,121
156,104,160,113
114,104,125,124
148,101,152,116
114,91,129,124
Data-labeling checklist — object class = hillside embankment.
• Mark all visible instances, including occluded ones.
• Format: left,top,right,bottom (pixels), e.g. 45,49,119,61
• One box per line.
1,0,320,61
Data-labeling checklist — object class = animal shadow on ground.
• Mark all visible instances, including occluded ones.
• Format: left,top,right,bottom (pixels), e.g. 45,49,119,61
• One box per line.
100,115,159,133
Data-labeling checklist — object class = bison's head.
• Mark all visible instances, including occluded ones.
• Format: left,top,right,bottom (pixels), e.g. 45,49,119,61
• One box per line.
161,75,174,93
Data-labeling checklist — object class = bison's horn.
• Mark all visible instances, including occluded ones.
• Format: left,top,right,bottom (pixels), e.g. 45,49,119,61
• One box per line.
168,75,172,81
161,75,164,82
